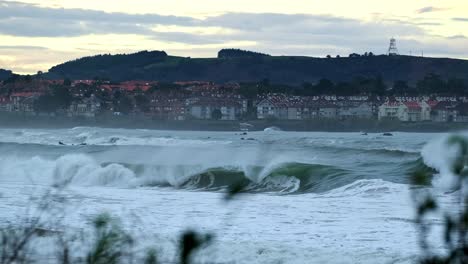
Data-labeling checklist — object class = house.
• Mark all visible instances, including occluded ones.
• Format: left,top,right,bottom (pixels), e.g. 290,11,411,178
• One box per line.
0,97,12,112
10,92,40,113
257,95,344,120
431,102,457,122
286,102,319,120
286,99,321,120
149,98,186,120
189,98,242,120
378,101,431,122
68,95,101,117
378,101,405,120
318,103,338,119
454,103,468,122
403,102,423,122
256,96,288,120
403,101,431,121
337,102,373,119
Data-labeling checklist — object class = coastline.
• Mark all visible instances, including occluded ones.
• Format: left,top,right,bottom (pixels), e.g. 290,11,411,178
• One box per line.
1,113,467,132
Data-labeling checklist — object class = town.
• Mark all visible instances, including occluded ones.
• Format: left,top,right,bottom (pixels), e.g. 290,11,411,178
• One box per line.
0,73,468,125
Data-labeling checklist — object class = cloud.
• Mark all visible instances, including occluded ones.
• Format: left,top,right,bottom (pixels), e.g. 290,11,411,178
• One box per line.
447,35,467,39
155,13,425,51
416,6,446,14
0,0,196,37
0,45,48,50
453,17,468,22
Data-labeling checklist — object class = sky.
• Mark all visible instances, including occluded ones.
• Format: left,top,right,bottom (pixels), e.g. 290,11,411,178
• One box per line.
0,0,467,74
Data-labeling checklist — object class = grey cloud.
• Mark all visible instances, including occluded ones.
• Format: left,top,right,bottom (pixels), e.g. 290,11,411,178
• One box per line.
453,18,468,22
417,6,446,14
0,45,48,50
415,22,442,26
153,13,425,49
448,35,467,39
152,32,225,45
199,13,355,31
0,0,196,37
0,1,195,24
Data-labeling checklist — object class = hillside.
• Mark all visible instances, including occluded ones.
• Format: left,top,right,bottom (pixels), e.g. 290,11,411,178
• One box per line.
45,50,468,84
0,69,13,81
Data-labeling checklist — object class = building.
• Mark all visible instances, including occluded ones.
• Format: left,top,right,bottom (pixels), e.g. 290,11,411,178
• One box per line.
378,101,405,120
10,92,40,113
318,103,338,119
256,96,288,120
337,102,373,119
68,95,101,117
189,98,242,120
431,102,457,122
149,98,186,120
286,102,319,120
454,103,468,122
0,96,12,112
378,101,431,122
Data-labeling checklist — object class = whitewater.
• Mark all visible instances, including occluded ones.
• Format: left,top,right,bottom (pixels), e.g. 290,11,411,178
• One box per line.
0,127,461,263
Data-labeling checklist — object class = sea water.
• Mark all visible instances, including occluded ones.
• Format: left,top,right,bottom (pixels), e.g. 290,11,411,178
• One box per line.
0,127,461,263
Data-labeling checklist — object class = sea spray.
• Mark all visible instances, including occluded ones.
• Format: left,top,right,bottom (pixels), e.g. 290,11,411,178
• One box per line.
421,134,465,190
53,154,136,187
0,154,136,187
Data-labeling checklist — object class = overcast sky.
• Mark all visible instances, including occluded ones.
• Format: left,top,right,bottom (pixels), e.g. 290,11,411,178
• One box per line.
0,0,467,74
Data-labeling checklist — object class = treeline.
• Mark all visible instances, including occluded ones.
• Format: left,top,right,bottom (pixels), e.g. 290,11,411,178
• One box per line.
49,50,168,76
217,49,270,59
237,73,468,98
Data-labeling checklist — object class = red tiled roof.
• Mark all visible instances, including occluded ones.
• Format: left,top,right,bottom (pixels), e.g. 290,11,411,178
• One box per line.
426,100,439,108
403,101,421,110
11,92,40,97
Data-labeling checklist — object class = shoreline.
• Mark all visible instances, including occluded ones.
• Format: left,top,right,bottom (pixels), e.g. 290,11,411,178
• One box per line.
1,114,467,132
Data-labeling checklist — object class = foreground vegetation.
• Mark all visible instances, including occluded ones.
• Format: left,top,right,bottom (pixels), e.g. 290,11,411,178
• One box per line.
411,135,468,263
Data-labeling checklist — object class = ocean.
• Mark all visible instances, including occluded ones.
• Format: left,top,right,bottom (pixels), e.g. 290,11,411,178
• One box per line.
0,127,460,263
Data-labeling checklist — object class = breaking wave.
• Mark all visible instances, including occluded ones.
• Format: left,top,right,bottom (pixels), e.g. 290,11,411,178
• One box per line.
0,153,405,194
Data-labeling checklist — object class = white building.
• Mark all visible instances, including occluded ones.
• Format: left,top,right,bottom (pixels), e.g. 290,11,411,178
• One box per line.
378,101,431,122
256,97,288,120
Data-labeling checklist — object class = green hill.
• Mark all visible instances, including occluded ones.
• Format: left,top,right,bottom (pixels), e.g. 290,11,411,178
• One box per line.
45,50,468,85
0,69,13,81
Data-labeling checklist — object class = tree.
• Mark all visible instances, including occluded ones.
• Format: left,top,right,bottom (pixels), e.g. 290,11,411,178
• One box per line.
33,85,72,113
392,80,411,95
417,73,446,94
238,83,259,99
211,109,222,120
446,78,467,95
34,94,57,113
218,49,270,59
134,94,150,112
63,78,72,86
114,93,133,114
52,85,72,109
326,55,332,59
373,76,387,96
314,79,335,94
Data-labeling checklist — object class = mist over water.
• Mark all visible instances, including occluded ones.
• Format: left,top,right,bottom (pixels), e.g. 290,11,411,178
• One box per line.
0,127,461,263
